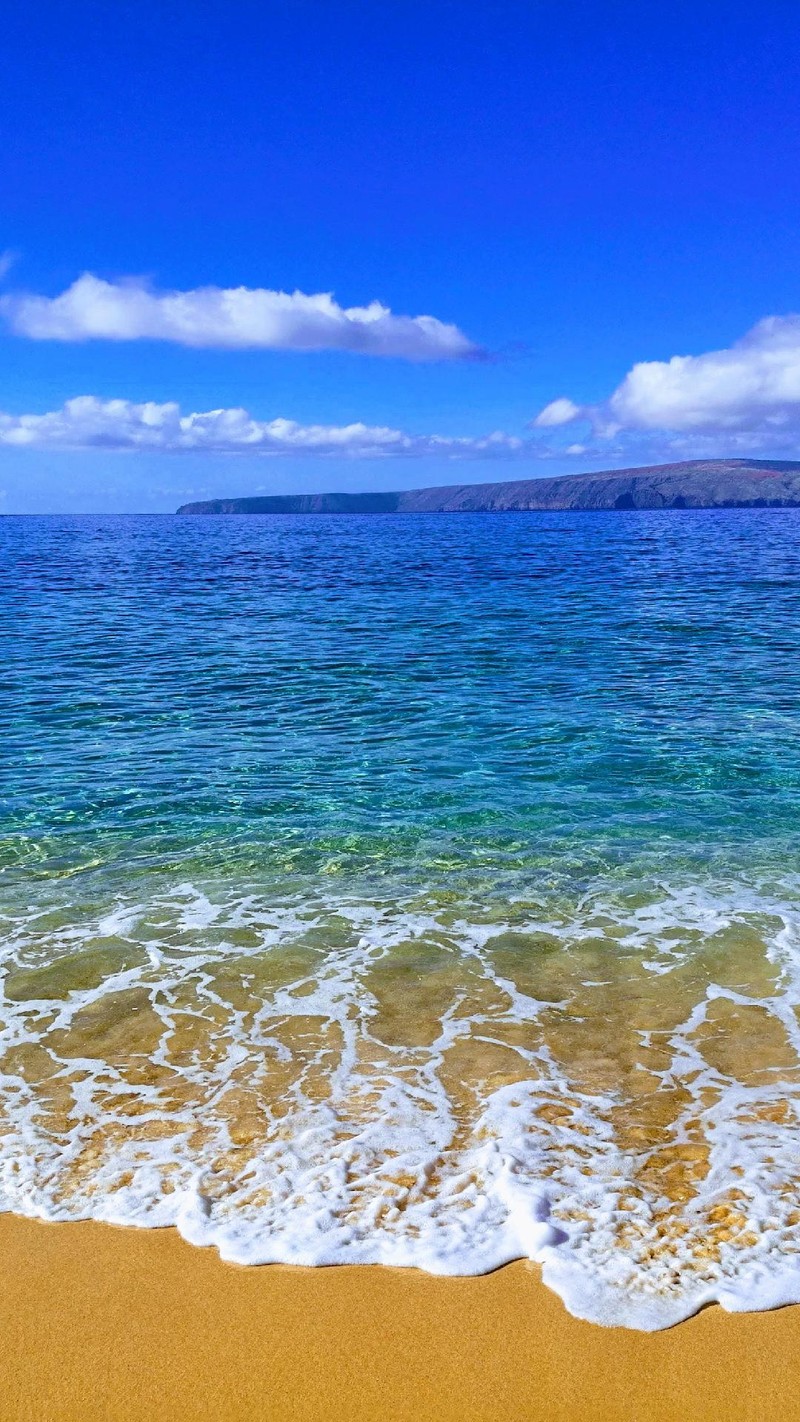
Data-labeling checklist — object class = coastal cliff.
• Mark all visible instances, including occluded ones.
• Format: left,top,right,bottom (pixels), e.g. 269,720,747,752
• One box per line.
177,458,800,514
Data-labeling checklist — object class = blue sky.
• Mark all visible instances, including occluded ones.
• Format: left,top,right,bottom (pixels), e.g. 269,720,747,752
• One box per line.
4,1,800,512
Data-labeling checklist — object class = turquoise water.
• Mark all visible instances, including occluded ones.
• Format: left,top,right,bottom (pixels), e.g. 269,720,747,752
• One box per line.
3,510,800,1327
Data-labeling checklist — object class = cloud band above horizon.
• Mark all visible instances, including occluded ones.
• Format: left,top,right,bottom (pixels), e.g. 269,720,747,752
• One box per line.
0,395,524,457
0,274,479,360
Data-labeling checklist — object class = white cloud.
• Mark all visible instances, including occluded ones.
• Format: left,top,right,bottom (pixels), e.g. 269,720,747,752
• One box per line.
0,250,16,281
533,316,800,443
0,273,478,361
0,395,524,457
533,396,582,427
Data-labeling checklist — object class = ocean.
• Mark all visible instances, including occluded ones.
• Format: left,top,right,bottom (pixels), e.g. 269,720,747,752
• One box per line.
3,508,800,1329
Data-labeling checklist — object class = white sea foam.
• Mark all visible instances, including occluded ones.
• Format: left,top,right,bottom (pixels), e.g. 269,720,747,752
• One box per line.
1,880,800,1329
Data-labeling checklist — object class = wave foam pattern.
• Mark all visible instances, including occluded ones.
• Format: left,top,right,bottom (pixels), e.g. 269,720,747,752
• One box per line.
3,881,800,1329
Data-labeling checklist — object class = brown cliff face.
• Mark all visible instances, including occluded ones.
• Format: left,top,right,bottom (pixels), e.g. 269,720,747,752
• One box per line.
177,492,401,514
177,459,800,515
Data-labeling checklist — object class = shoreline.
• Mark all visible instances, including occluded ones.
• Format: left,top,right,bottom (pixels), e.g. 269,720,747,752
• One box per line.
2,1214,799,1421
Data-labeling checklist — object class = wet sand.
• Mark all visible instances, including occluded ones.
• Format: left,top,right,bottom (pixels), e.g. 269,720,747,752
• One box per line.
2,1213,798,1422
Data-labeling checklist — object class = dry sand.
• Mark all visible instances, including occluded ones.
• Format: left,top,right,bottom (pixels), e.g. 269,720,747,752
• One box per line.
2,1214,799,1422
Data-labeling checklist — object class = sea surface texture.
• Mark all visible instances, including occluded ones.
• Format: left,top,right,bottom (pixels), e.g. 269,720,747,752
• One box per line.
3,510,800,1329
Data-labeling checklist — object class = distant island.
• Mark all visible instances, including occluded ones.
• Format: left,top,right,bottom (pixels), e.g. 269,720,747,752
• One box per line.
177,458,800,515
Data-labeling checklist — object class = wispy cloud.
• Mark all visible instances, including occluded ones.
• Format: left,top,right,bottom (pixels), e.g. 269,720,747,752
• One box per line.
0,273,480,361
0,250,17,281
0,396,525,457
533,315,800,451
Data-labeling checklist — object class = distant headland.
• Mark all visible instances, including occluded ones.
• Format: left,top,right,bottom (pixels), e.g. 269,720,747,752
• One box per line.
177,458,800,515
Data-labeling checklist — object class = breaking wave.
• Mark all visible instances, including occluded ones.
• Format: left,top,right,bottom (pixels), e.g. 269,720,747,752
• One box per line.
3,876,800,1330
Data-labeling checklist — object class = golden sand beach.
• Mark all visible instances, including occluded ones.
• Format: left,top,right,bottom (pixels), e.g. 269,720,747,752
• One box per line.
2,1214,799,1422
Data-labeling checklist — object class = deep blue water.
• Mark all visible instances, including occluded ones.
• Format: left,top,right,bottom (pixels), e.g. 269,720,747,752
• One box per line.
4,510,800,900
